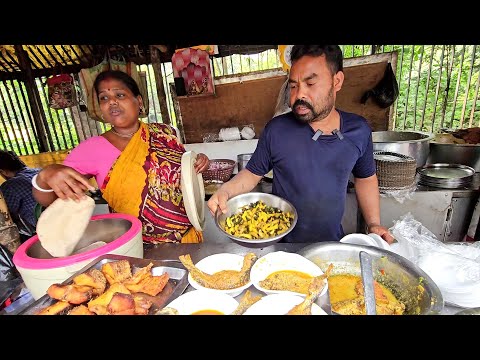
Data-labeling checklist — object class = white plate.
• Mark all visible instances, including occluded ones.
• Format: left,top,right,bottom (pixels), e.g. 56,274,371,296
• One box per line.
187,253,253,297
243,293,327,315
340,233,391,251
165,290,239,315
181,151,205,231
250,251,327,297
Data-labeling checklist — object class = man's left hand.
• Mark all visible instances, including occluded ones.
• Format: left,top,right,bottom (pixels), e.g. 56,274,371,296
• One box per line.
368,224,395,244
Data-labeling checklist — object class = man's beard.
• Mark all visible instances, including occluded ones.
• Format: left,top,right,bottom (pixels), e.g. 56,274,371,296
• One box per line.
292,87,334,124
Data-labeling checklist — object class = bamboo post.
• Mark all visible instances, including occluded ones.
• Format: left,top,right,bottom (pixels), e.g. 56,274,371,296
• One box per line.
149,45,171,125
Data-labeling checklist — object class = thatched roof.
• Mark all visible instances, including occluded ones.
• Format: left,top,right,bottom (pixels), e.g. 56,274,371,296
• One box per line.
0,45,276,81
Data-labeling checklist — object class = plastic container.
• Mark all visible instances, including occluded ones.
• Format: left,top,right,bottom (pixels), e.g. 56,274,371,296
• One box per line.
12,213,143,300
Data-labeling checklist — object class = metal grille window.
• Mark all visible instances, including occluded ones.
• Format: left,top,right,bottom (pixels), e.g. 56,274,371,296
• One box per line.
0,45,479,156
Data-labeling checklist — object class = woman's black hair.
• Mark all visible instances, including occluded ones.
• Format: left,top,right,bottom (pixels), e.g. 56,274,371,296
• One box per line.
0,150,26,172
93,70,142,101
290,45,343,74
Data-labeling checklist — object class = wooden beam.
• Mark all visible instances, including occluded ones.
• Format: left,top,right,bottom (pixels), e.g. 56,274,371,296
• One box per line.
149,45,171,125
14,45,50,152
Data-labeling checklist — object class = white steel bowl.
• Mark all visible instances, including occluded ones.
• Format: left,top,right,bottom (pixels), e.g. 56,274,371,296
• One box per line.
215,192,297,248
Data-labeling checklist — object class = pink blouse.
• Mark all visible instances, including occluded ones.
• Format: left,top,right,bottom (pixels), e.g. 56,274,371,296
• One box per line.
63,136,120,188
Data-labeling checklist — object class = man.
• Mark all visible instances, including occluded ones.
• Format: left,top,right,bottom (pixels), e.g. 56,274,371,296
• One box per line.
0,149,40,241
208,45,394,244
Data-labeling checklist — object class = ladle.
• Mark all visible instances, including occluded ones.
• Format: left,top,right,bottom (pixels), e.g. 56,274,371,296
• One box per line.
359,251,377,315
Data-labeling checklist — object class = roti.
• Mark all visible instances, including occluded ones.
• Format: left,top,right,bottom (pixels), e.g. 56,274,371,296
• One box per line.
36,196,95,257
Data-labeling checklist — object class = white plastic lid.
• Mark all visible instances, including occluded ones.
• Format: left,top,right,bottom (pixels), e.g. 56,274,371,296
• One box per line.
181,151,205,231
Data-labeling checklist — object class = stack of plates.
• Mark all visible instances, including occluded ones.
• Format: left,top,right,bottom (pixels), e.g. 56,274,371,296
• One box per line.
418,246,480,308
417,163,475,189
374,151,417,190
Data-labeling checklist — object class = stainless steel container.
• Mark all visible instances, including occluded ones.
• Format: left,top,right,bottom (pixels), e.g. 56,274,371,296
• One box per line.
372,131,433,168
237,153,253,172
215,192,297,248
427,142,480,172
298,242,444,315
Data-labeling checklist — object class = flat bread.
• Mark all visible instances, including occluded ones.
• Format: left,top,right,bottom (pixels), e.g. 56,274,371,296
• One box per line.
37,196,95,257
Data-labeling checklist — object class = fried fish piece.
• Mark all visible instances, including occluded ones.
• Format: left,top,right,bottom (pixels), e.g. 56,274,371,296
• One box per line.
179,253,258,290
68,305,95,315
36,300,72,315
124,271,169,296
259,271,313,294
231,290,263,315
354,279,389,304
133,295,153,315
107,293,136,315
101,260,132,285
88,282,131,314
47,283,94,304
72,268,107,296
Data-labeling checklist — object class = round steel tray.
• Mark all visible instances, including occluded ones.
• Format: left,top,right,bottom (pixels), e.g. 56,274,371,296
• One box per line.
417,163,475,189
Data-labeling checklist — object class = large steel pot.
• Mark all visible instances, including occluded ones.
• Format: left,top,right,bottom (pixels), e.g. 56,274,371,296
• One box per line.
372,131,433,168
298,242,444,315
427,142,480,172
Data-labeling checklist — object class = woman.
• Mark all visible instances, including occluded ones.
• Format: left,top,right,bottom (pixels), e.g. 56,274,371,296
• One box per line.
33,70,210,244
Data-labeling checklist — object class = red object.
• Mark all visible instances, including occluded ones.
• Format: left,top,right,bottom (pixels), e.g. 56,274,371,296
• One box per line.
46,73,73,85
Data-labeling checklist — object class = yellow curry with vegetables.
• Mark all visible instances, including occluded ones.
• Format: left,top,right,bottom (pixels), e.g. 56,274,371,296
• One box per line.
223,200,294,240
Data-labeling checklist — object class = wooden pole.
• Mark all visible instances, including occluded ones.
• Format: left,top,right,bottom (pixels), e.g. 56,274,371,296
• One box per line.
14,45,50,152
149,45,171,125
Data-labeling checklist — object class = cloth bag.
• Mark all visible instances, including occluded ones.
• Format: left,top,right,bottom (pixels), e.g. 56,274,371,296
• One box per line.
46,73,77,109
79,59,149,122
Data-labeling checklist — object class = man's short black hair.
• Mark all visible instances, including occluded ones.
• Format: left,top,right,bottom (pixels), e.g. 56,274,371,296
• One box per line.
0,149,26,172
290,45,344,74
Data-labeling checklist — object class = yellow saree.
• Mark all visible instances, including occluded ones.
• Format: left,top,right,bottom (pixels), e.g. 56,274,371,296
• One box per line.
101,121,202,244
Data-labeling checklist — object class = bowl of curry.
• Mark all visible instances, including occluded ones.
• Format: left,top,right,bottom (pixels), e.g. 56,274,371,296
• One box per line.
298,242,444,315
215,192,297,248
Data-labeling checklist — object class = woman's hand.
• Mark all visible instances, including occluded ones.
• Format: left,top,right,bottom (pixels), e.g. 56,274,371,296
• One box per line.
37,164,95,201
194,153,210,173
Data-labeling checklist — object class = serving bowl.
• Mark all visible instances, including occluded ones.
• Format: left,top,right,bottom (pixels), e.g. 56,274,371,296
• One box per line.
215,192,297,248
164,290,239,315
250,251,328,298
186,253,253,297
298,242,444,315
243,293,327,315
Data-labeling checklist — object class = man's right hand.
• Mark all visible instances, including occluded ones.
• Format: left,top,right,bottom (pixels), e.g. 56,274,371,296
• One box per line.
207,189,230,216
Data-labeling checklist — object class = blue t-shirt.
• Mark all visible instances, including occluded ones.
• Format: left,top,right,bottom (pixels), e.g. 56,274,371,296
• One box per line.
0,167,40,232
246,109,375,243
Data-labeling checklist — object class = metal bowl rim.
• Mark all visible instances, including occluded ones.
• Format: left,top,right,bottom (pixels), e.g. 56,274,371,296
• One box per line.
214,192,298,244
372,130,434,143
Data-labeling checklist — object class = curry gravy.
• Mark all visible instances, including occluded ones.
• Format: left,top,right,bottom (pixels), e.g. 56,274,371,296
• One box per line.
328,274,405,315
191,309,224,315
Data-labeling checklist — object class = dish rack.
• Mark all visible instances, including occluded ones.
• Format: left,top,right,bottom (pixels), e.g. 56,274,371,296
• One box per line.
202,159,236,182
374,151,417,189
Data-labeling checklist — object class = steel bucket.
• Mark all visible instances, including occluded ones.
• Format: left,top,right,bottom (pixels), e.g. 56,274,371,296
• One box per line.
372,131,433,168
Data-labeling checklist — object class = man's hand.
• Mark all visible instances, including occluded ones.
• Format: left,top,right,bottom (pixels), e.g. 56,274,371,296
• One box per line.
207,189,230,216
367,224,395,244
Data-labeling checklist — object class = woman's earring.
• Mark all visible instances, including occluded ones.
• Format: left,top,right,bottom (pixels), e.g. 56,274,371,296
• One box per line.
139,106,144,115
101,113,104,120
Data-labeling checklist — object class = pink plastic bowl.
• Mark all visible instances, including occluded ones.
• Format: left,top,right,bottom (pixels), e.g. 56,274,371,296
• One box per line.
13,213,142,269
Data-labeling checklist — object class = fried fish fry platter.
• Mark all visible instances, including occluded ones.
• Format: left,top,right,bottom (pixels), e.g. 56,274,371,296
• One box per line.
33,257,178,315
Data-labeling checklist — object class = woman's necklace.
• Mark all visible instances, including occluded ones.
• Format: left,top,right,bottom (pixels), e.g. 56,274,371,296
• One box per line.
110,125,139,138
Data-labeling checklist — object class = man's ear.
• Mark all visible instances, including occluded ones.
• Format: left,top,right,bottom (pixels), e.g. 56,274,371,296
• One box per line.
334,71,344,91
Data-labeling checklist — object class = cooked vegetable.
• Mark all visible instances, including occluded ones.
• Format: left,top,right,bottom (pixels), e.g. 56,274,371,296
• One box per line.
223,200,294,240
